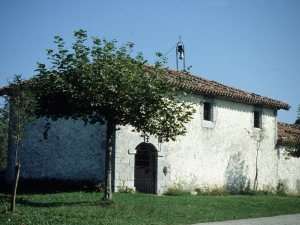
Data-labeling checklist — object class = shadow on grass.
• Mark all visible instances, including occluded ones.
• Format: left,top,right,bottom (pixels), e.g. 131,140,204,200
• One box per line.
16,198,94,208
0,178,104,194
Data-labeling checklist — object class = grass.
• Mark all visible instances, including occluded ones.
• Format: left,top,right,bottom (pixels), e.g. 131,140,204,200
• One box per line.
1,191,300,225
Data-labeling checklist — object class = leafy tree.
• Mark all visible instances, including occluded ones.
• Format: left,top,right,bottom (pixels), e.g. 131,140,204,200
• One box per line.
295,105,300,125
285,105,300,157
33,30,196,200
285,135,300,158
4,74,36,212
0,102,9,171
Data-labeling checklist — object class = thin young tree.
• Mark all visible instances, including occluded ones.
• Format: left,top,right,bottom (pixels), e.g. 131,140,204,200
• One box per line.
4,75,36,212
246,128,266,191
32,30,196,200
0,102,9,171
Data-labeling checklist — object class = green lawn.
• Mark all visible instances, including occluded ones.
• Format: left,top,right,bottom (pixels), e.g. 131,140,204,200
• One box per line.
1,192,300,225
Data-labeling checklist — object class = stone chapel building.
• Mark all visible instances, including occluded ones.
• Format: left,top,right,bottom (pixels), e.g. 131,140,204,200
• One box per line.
1,69,300,194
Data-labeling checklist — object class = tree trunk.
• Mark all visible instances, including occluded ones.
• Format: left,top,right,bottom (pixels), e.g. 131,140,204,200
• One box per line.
11,163,20,212
254,143,259,191
103,120,114,200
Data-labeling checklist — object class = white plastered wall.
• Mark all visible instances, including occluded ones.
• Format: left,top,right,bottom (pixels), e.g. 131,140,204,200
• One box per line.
165,94,280,192
6,118,106,183
6,95,300,194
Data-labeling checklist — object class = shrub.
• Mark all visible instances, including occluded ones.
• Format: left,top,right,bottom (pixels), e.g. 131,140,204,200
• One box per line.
242,190,267,196
164,187,190,196
94,182,105,193
195,187,231,196
276,182,287,197
118,186,135,194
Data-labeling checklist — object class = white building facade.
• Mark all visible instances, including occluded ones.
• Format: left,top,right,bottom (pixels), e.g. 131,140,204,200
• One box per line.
4,70,300,194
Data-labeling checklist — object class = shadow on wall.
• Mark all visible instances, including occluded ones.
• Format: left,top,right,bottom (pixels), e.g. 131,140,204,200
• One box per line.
225,152,250,194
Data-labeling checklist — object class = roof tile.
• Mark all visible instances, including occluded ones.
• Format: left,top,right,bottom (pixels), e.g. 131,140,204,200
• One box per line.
277,122,300,145
168,69,290,110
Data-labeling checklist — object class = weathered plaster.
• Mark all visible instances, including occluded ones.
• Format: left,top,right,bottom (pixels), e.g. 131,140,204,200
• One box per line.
5,94,300,194
6,118,106,183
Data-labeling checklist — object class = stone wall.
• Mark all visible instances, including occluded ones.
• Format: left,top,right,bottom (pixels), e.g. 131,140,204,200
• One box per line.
5,94,300,194
276,145,300,193
6,118,106,183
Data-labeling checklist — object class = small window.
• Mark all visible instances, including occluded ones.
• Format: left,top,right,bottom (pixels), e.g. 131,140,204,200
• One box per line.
203,102,211,121
254,111,261,128
202,97,216,128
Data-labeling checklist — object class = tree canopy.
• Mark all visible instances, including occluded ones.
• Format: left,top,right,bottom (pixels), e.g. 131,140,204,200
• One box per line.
295,105,300,125
0,103,9,171
32,29,196,199
285,105,300,158
285,134,300,158
34,30,195,141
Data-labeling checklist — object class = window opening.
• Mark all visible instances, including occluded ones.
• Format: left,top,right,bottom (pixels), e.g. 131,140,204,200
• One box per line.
204,102,211,121
254,111,260,128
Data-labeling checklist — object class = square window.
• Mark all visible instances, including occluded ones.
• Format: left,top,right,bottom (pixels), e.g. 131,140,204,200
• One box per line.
204,102,211,121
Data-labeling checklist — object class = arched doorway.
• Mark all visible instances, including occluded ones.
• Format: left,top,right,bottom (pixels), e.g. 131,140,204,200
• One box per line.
134,143,157,194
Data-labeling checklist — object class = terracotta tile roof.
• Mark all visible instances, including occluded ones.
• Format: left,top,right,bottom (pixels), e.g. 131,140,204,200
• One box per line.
168,69,290,110
0,68,290,110
277,122,300,145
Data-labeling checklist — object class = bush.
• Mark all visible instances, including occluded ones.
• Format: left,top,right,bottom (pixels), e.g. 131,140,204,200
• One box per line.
164,187,190,196
94,182,105,193
242,190,267,196
118,186,135,194
276,182,287,197
195,187,231,196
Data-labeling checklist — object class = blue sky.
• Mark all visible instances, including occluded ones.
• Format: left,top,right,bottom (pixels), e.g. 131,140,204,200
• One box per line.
1,0,299,123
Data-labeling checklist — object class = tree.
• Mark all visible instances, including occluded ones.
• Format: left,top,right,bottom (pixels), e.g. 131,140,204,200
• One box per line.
0,102,9,171
246,128,266,191
285,135,300,158
32,30,196,200
285,105,300,157
4,74,36,212
295,105,300,125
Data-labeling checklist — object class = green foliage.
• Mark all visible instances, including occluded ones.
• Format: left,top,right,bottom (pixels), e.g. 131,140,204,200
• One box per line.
118,186,135,194
32,30,196,200
284,105,300,157
0,103,9,171
242,190,267,196
195,187,231,196
295,105,300,125
33,29,195,142
163,187,190,196
276,182,288,197
4,75,36,165
241,182,287,196
284,135,300,158
94,182,105,193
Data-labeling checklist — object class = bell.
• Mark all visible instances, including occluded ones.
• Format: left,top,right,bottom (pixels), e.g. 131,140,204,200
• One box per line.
179,52,184,60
